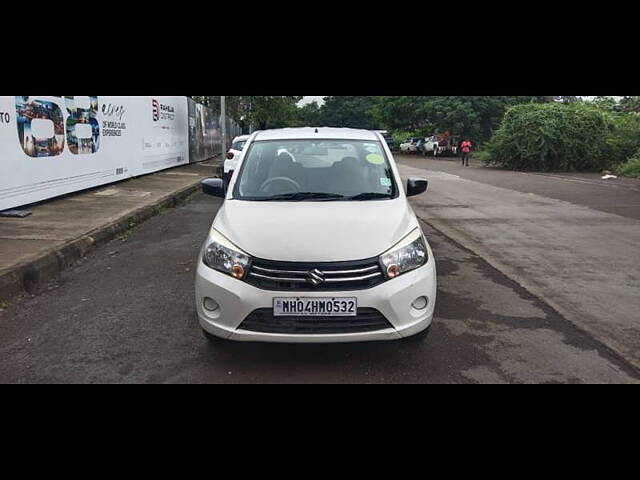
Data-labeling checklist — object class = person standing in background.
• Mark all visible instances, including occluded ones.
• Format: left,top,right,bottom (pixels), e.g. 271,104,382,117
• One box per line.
461,139,472,167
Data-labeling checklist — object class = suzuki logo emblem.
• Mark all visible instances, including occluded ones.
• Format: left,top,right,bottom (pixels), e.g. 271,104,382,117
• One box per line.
307,269,325,286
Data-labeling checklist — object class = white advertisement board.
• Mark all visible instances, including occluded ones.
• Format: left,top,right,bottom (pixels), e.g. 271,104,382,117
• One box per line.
0,96,189,211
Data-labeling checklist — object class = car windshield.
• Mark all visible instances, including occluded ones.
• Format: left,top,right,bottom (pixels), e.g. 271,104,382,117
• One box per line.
231,141,246,151
233,139,397,201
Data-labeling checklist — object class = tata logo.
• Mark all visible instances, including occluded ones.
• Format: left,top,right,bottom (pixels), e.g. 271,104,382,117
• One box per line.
152,99,160,121
307,269,325,287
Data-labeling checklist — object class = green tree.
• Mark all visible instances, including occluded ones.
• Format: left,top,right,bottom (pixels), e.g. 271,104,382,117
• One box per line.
295,100,324,126
372,96,556,144
590,96,618,110
316,96,379,129
618,96,640,113
557,96,581,103
189,96,245,121
242,96,303,130
531,96,558,103
370,96,432,132
603,110,640,162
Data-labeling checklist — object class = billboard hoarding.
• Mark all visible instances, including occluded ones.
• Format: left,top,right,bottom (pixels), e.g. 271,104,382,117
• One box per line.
0,96,237,211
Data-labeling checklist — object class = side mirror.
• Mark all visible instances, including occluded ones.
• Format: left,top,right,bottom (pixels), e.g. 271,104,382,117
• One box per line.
202,178,226,198
407,177,428,197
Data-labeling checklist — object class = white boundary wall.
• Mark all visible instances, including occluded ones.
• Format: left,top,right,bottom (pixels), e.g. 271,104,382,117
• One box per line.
0,96,238,211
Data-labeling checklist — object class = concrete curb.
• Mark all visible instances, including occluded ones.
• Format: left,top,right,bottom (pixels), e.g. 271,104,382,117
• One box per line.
0,181,203,304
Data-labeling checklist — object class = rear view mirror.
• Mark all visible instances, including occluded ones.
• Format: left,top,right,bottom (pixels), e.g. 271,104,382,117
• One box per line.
202,178,226,198
407,177,428,197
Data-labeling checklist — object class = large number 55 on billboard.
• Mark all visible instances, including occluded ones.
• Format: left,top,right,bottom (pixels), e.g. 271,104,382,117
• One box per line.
15,96,100,157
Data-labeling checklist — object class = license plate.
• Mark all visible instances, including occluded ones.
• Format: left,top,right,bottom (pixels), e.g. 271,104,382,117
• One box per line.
273,297,357,317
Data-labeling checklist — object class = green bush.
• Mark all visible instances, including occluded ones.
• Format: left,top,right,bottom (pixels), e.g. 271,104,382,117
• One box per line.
615,151,640,178
472,149,491,163
392,131,412,150
604,113,640,165
391,131,424,151
484,103,616,171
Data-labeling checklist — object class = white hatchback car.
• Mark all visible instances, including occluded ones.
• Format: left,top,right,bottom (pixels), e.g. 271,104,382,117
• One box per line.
223,135,250,183
196,128,437,343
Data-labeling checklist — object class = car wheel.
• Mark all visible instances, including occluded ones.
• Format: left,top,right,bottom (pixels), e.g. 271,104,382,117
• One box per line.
403,325,431,342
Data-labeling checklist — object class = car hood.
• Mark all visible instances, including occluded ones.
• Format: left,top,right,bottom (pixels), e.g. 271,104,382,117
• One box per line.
212,198,418,262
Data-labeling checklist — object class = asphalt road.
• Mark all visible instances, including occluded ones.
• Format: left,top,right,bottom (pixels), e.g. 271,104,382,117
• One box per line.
0,192,637,383
399,154,640,220
396,154,640,369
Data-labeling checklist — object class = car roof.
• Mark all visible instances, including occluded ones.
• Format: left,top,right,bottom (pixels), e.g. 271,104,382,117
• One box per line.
252,127,380,142
232,135,250,143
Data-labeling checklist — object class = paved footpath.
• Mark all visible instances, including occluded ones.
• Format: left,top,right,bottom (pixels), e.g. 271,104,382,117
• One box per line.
397,155,640,369
0,160,221,301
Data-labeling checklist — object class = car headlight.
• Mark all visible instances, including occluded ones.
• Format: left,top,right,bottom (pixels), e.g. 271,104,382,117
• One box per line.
379,228,428,279
203,229,252,280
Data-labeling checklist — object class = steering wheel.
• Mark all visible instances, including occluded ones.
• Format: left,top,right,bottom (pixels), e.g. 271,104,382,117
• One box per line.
259,177,302,194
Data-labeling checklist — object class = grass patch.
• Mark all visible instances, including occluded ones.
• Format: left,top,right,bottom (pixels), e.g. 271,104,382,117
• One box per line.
0,299,9,309
176,189,201,206
615,154,640,178
117,218,138,242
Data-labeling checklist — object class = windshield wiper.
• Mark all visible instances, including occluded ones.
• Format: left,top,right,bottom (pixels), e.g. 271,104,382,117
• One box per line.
252,192,346,202
347,192,393,201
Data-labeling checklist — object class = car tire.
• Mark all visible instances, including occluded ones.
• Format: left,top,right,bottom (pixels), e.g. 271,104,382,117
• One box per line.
403,325,432,342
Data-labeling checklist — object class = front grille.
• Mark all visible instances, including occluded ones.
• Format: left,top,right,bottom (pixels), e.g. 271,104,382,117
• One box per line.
238,308,394,335
245,257,386,291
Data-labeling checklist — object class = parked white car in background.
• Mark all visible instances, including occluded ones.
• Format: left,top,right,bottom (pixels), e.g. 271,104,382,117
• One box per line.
223,135,250,183
421,136,440,156
196,127,437,343
400,138,420,153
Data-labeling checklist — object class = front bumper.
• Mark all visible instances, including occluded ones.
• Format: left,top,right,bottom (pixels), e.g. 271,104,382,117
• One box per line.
195,252,437,343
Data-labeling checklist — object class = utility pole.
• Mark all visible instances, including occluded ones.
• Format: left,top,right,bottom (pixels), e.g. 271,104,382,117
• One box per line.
221,96,227,159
